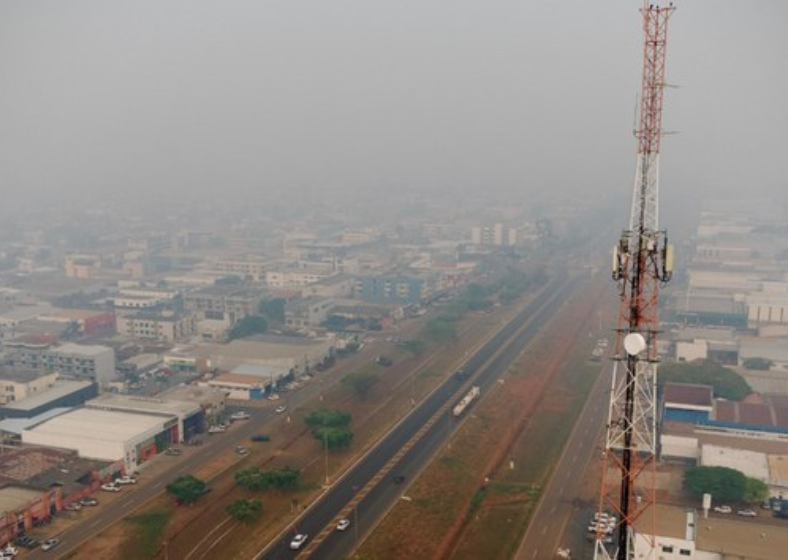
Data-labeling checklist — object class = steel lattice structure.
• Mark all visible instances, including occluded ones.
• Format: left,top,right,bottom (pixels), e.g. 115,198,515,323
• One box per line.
594,3,675,560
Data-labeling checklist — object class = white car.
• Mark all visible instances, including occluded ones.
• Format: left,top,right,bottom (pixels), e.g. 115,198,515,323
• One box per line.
115,475,137,485
737,509,757,517
101,482,121,492
713,505,732,514
1,545,19,558
289,534,308,550
336,519,350,531
275,405,288,414
267,393,280,401
230,411,250,420
41,538,60,551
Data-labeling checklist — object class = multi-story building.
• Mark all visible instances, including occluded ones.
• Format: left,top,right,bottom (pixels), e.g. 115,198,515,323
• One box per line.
64,253,102,278
353,274,436,305
265,267,337,289
183,287,260,323
113,288,177,310
6,343,115,385
284,298,335,329
207,257,268,282
117,311,196,342
0,367,58,405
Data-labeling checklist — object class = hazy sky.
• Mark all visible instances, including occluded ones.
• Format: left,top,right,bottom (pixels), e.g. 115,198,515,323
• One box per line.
1,1,786,219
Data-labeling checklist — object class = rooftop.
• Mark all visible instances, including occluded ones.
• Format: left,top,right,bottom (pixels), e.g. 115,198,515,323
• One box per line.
26,408,170,442
2,380,95,412
86,393,201,417
664,383,714,408
0,366,47,384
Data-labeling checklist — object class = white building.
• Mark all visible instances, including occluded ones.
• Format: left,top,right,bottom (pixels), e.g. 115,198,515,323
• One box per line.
22,408,178,472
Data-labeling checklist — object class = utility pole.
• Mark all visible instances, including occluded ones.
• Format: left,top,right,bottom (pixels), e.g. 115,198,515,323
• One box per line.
595,3,675,560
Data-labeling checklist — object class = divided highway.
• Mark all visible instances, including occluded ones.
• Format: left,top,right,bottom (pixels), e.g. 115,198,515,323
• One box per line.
259,271,582,560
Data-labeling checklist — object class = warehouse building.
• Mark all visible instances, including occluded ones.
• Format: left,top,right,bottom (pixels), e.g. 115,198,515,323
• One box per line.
22,408,178,472
85,393,204,444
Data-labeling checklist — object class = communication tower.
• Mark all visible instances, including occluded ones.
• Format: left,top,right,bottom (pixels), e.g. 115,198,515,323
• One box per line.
595,3,675,559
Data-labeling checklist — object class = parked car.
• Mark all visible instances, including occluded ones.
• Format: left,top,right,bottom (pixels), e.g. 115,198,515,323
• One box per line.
251,434,271,442
115,475,137,485
80,497,99,507
267,393,281,401
375,355,393,366
230,411,250,421
64,502,82,512
289,534,308,550
14,536,38,549
41,539,60,552
275,405,288,414
208,425,226,434
713,505,732,514
336,519,350,531
164,448,182,456
101,482,121,492
737,509,757,517
1,545,19,558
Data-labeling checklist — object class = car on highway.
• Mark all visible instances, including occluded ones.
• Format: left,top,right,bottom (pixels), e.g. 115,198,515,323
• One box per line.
336,519,350,531
101,482,121,492
392,475,406,484
251,434,271,442
230,411,250,421
289,534,308,550
275,405,288,414
713,505,732,514
115,475,137,485
235,445,249,455
737,509,757,517
41,539,60,552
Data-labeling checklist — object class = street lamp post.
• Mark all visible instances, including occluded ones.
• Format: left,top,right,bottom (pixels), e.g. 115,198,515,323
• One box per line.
323,423,329,486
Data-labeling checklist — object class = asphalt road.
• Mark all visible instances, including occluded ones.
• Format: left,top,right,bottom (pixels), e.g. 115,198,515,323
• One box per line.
259,272,580,560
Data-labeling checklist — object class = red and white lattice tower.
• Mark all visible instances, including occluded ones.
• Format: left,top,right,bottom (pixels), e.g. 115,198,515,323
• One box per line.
595,3,675,560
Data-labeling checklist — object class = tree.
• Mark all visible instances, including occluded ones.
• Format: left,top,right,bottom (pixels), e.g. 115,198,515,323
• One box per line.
304,409,352,429
313,427,353,449
228,315,268,340
227,499,263,523
659,360,751,401
235,467,270,492
166,475,208,505
342,372,379,398
683,466,747,502
235,466,301,492
259,298,286,324
744,477,769,504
